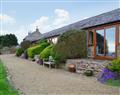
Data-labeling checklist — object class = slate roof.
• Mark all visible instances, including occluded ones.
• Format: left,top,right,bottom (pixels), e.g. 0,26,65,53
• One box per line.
41,8,120,39
24,28,41,42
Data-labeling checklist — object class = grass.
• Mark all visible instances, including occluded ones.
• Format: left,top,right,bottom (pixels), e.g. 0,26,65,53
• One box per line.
0,60,20,95
107,79,120,87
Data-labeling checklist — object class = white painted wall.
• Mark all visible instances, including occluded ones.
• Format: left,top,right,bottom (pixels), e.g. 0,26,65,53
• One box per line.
47,36,58,44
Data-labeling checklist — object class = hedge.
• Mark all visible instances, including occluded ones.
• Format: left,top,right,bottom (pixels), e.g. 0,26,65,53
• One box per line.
27,42,50,58
39,44,54,60
53,29,87,63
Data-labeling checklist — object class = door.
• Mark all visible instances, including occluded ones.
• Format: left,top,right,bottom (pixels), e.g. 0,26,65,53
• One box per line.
96,27,116,57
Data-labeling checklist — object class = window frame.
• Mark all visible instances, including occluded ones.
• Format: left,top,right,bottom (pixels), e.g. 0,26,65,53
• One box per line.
88,31,94,46
119,25,120,44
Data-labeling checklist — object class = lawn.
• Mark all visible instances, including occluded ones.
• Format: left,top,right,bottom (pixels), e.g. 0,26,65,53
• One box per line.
0,60,19,95
107,79,120,87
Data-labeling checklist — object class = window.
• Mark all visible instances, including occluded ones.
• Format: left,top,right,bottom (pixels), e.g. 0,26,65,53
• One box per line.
96,27,116,57
105,27,115,57
88,31,94,46
96,29,104,56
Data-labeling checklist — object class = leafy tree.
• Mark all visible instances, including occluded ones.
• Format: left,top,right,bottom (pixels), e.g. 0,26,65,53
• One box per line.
0,34,18,47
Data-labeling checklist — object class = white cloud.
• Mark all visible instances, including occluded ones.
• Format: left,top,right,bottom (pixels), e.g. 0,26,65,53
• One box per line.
1,9,70,43
53,9,70,26
30,9,70,33
0,14,16,24
30,16,49,31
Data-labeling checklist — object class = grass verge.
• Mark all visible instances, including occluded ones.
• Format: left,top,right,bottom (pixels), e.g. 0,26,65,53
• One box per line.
107,79,120,87
0,60,20,95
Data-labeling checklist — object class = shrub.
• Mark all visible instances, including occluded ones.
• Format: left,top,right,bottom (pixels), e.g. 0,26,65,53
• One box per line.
50,47,62,64
38,39,47,44
107,58,120,74
16,48,24,57
39,45,54,60
27,42,50,58
53,29,87,63
20,40,31,50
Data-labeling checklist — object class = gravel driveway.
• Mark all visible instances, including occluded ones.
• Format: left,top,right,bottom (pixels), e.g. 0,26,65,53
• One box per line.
0,54,119,95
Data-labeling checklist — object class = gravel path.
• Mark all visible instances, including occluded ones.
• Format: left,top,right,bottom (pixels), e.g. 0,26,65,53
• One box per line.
0,54,119,95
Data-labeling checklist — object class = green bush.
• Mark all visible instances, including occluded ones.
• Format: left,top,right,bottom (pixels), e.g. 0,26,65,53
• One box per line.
27,42,50,58
107,58,120,74
50,47,62,64
40,45,54,60
16,48,24,57
53,29,87,63
38,39,47,44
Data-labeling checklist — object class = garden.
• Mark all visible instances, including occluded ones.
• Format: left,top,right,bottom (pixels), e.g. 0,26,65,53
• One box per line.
16,29,87,65
16,29,120,87
0,60,20,95
98,58,120,87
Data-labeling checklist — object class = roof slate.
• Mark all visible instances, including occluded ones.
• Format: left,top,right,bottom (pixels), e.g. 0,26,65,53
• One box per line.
24,31,41,42
41,8,120,39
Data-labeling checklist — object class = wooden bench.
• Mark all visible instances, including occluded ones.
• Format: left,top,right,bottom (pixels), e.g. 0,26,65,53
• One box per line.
43,56,55,68
43,61,55,68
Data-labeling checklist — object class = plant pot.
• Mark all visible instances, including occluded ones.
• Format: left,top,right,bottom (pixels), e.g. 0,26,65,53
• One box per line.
84,69,94,76
68,64,76,73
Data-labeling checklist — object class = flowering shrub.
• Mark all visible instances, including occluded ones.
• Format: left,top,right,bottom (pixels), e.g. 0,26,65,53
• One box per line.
97,68,118,83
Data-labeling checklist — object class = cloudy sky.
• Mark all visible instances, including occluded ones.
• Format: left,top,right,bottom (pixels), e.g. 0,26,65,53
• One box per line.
0,0,119,43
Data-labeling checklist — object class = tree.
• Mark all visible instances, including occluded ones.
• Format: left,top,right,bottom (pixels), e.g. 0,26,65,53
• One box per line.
0,34,18,47
20,40,31,50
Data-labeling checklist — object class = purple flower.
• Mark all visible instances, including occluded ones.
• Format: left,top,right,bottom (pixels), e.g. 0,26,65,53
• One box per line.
97,68,119,83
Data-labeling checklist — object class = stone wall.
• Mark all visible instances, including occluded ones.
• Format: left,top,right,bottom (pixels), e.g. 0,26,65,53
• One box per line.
66,59,110,76
0,46,16,54
117,45,120,57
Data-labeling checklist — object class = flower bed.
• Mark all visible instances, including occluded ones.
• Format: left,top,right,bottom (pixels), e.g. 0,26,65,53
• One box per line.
97,68,119,83
97,58,120,86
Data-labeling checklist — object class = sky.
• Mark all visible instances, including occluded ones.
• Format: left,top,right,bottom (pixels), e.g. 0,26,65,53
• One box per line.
0,0,120,43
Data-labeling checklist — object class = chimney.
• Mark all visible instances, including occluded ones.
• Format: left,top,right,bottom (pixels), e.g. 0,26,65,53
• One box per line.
36,26,39,32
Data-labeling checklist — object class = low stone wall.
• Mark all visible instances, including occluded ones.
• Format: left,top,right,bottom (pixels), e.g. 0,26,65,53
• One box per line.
117,45,120,57
0,46,16,54
66,59,110,76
